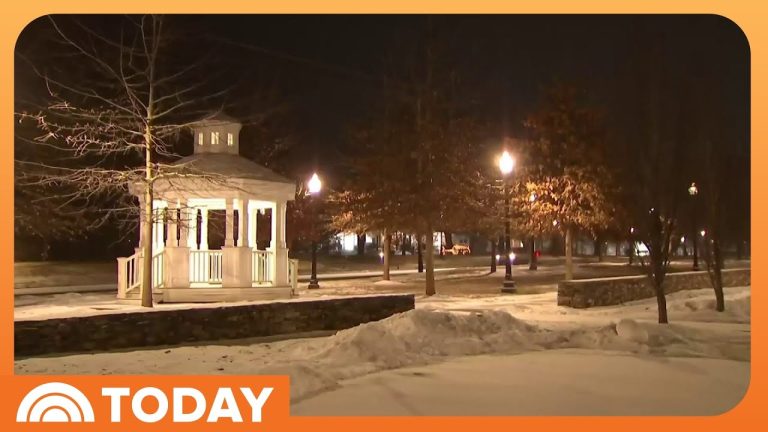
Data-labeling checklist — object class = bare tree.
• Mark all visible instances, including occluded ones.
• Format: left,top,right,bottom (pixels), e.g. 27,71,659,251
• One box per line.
15,15,232,307
700,140,727,312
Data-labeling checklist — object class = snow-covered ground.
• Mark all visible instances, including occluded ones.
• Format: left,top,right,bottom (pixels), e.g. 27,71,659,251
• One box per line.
292,350,748,415
15,286,750,415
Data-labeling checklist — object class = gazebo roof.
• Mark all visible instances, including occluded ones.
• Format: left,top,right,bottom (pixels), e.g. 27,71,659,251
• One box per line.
169,153,295,185
193,112,242,127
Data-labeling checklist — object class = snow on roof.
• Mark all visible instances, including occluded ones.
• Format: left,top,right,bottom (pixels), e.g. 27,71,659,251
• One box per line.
193,112,242,126
169,153,295,184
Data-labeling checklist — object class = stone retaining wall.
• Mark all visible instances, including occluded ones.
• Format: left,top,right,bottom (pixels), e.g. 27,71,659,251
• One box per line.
15,294,415,357
558,268,750,308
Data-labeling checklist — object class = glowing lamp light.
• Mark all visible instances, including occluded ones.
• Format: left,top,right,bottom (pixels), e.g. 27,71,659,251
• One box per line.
688,182,699,196
630,227,635,234
495,254,501,262
508,252,516,262
553,220,559,227
700,230,706,237
498,150,515,176
529,192,537,202
308,173,322,194
680,236,686,243
378,251,385,259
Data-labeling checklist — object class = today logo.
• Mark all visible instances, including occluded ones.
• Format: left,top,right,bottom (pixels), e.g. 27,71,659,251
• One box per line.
16,382,274,424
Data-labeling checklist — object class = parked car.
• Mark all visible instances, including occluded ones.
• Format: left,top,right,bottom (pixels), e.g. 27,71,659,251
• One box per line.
442,243,471,255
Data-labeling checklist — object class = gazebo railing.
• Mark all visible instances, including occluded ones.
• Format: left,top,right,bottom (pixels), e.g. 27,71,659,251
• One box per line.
117,249,165,298
252,250,272,284
190,250,223,284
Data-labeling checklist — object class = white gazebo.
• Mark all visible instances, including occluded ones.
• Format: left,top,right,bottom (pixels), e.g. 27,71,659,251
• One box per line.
116,114,298,303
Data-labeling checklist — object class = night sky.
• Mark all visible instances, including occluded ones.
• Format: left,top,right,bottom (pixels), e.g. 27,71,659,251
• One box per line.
14,14,750,259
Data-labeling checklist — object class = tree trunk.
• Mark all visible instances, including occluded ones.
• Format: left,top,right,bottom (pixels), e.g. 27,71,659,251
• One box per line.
529,236,537,270
594,235,604,262
356,233,366,256
382,230,391,281
140,119,154,308
706,237,725,312
490,237,497,273
713,239,725,311
140,191,154,308
401,234,408,256
565,227,574,280
655,283,669,323
425,229,436,296
417,235,424,273
445,232,454,249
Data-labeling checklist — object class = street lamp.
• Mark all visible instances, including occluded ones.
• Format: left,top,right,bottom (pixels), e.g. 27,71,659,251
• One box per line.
688,182,699,271
528,192,538,271
499,150,516,293
307,173,322,289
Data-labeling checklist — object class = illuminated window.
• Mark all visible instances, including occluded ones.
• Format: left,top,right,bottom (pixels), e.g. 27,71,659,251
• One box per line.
198,132,204,145
211,131,220,145
227,133,234,146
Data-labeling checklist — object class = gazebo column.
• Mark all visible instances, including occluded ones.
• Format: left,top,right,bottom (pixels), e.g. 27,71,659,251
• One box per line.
151,206,160,250
224,200,234,247
238,199,249,247
247,203,257,248
271,200,289,286
178,200,188,248
200,207,209,250
164,199,190,289
187,207,198,250
136,196,146,255
223,198,252,287
152,202,168,251
167,203,178,247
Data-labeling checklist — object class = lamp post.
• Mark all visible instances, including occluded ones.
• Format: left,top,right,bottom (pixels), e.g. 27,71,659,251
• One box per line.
499,150,516,293
688,182,699,271
307,173,322,289
528,192,538,270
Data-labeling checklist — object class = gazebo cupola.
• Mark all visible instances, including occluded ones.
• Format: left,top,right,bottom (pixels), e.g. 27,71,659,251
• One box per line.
193,114,243,155
117,113,298,303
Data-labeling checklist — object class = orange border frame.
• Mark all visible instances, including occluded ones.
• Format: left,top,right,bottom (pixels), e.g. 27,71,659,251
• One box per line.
1,1,763,430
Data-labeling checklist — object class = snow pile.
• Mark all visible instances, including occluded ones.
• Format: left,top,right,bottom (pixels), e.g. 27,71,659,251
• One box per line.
669,291,751,323
314,309,538,367
258,310,541,400
251,307,748,401
616,318,649,343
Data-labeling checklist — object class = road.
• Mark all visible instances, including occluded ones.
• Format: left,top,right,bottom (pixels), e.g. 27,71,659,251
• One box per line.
14,257,749,296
